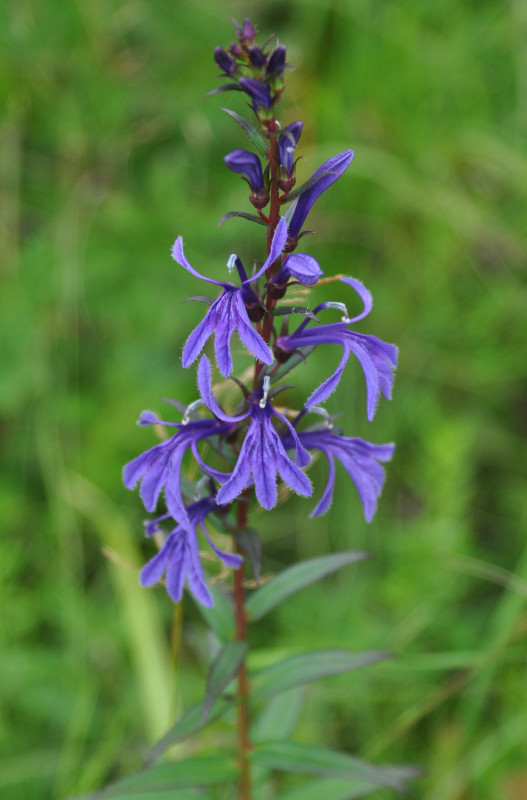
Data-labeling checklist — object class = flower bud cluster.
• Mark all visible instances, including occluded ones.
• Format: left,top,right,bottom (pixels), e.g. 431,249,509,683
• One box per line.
124,18,398,607
214,17,287,122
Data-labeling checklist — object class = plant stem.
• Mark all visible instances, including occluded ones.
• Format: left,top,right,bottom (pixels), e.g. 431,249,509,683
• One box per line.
234,496,251,800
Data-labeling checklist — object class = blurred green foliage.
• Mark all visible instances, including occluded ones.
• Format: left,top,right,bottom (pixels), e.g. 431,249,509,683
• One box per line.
1,0,527,798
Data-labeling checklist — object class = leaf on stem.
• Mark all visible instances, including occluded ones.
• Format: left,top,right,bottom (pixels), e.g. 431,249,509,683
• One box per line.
233,528,262,583
218,210,267,227
271,306,318,321
89,757,239,797
245,552,370,622
221,107,269,157
202,641,248,723
145,695,237,766
269,345,316,383
195,582,235,642
280,171,335,205
251,650,391,697
249,741,411,793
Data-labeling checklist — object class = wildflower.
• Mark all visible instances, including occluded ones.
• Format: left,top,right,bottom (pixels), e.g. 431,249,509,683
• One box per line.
287,150,354,242
123,410,234,526
214,47,236,77
224,149,264,192
224,149,269,208
285,427,395,521
279,121,303,176
140,496,242,607
172,217,288,376
196,355,312,510
265,45,287,79
239,77,273,110
274,277,397,420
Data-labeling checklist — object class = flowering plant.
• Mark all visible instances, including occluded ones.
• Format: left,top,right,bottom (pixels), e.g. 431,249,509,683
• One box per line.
93,17,416,800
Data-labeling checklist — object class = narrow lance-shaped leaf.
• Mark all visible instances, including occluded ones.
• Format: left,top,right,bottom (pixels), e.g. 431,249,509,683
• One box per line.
252,687,305,744
233,528,262,583
145,695,236,766
276,777,383,800
269,345,316,384
249,741,408,793
202,641,248,723
245,551,370,622
218,210,267,227
195,582,235,642
272,306,318,321
280,170,335,205
251,649,391,697
221,107,269,157
91,757,239,798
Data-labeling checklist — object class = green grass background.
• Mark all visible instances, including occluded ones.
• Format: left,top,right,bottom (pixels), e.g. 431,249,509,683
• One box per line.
2,0,527,798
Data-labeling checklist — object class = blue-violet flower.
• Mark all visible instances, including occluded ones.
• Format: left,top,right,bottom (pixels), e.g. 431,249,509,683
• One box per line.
172,217,288,376
140,496,242,607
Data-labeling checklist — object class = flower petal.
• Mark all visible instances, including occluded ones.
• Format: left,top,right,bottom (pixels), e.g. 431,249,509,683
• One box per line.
172,237,227,286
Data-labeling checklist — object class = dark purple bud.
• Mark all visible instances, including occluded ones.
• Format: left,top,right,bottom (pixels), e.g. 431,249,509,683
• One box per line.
279,121,303,175
241,17,256,42
288,149,354,240
249,46,266,69
214,46,236,76
229,41,243,58
239,77,273,110
266,45,286,77
224,148,264,191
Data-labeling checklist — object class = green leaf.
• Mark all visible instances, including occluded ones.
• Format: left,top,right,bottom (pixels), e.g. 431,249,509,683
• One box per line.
277,778,381,800
251,650,391,697
221,107,269,157
280,170,334,204
269,345,316,383
146,695,236,765
245,552,370,622
205,83,243,97
233,528,262,583
218,210,266,227
252,687,305,744
195,582,235,642
249,742,407,793
92,758,239,797
271,305,318,321
202,641,248,723
91,790,211,800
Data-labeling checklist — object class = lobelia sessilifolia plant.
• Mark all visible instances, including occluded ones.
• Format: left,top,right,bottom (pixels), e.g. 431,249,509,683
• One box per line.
111,17,417,800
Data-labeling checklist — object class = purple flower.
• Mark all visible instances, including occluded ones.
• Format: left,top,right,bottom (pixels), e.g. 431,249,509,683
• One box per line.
236,17,256,44
266,45,287,78
249,46,266,69
285,428,395,521
279,121,303,176
239,77,273,110
274,278,397,420
172,217,288,376
140,496,242,607
123,411,234,526
224,149,264,191
288,150,354,241
273,252,322,287
196,355,312,510
214,47,236,77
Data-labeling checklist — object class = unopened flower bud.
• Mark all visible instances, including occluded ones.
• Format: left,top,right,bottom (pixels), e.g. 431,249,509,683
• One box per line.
266,45,286,78
249,46,266,69
239,77,273,110
224,149,266,198
214,46,236,76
